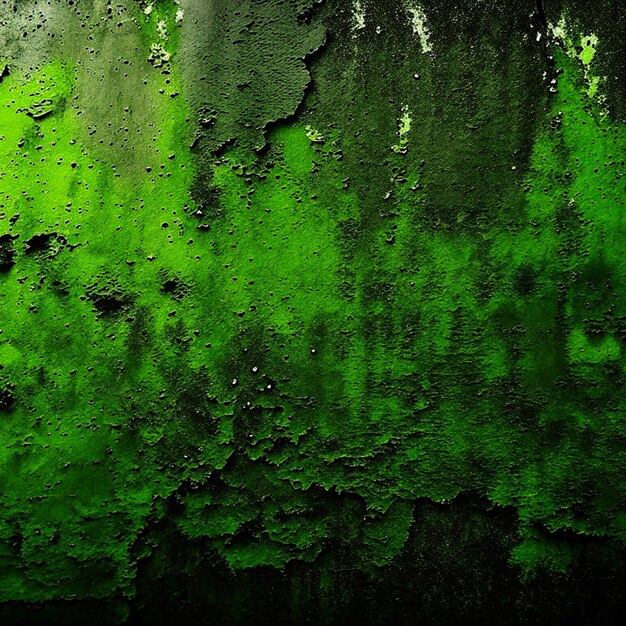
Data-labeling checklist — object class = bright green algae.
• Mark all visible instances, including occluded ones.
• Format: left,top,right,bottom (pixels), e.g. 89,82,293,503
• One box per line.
0,0,626,623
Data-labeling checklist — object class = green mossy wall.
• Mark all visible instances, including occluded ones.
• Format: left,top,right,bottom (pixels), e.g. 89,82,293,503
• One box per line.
1,1,626,623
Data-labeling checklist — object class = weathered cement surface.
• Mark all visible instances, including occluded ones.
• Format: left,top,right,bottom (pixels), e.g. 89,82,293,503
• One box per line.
1,1,626,623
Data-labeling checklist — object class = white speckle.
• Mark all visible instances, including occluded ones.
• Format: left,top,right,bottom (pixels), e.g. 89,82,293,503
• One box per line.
232,378,238,386
175,1,184,24
305,125,324,143
352,0,366,35
406,2,432,54
391,104,412,154
548,16,567,42
157,19,168,40
144,4,153,16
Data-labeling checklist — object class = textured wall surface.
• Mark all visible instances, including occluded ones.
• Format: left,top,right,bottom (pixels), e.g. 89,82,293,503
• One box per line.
1,1,626,624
